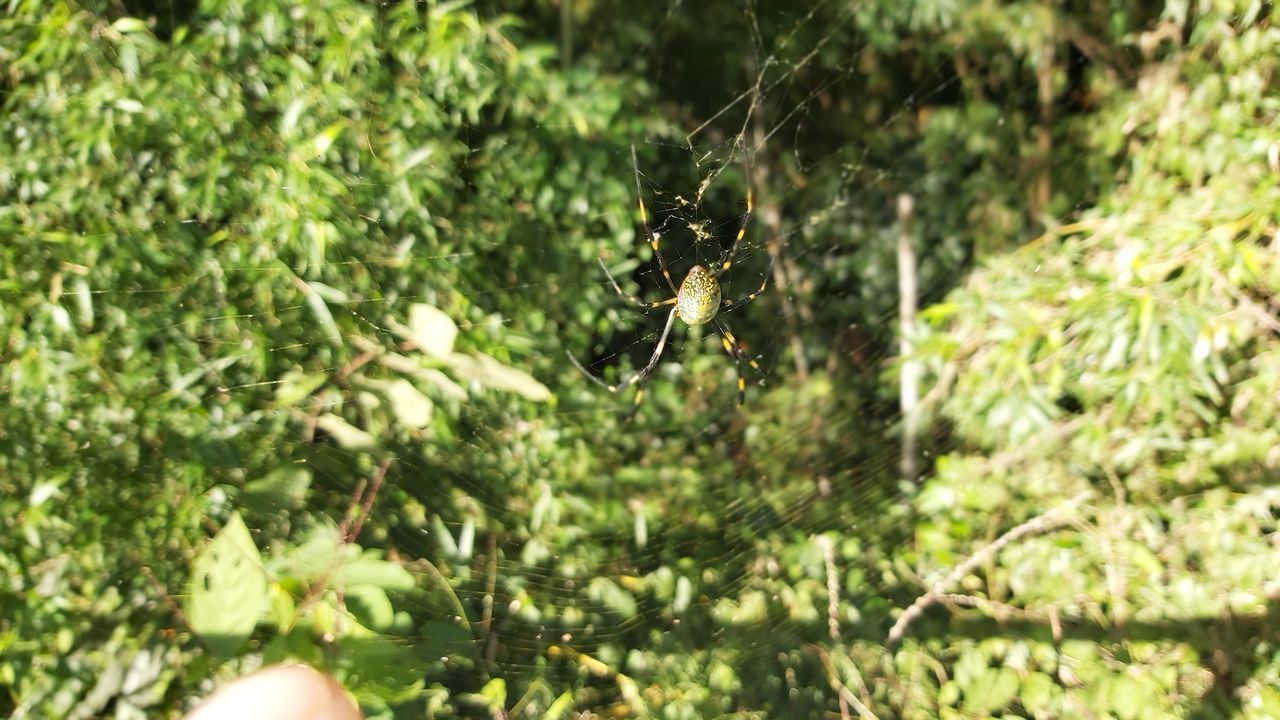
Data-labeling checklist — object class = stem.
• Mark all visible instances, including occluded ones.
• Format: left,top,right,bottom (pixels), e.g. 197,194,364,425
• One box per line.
897,193,919,482
887,491,1091,646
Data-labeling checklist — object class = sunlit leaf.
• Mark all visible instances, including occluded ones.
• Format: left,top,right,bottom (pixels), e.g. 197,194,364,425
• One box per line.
315,414,376,451
186,512,267,656
275,370,328,407
401,303,458,359
304,289,342,346
338,553,415,591
386,378,433,428
110,17,149,34
243,466,312,511
446,352,551,401
961,667,1018,715
587,577,637,619
345,584,395,631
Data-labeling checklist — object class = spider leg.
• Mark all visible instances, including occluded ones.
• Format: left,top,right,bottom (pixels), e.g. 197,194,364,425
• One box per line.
632,145,680,295
621,310,677,418
714,318,763,405
569,307,679,417
721,252,774,314
714,185,753,277
567,351,622,392
598,257,677,311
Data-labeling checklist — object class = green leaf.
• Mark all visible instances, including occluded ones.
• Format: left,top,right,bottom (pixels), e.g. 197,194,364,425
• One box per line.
345,584,395,631
708,661,738,693
337,553,415,591
312,122,344,156
545,691,574,720
243,466,312,512
303,286,342,346
431,514,459,557
445,352,551,401
335,635,425,705
587,577,637,619
110,17,149,34
456,517,475,560
418,619,475,664
403,303,458,359
961,667,1019,716
186,512,267,656
315,413,376,451
387,378,433,428
275,370,328,407
266,584,296,628
479,678,507,709
673,575,692,614
1019,671,1056,709
273,525,341,581
1108,674,1154,720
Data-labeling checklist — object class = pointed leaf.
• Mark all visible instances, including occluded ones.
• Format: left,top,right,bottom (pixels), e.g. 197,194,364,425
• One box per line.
387,378,433,428
315,414,376,451
446,352,550,401
186,512,267,655
404,304,458,359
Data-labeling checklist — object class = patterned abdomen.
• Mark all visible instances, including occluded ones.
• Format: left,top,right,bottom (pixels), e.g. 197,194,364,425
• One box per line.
676,265,722,326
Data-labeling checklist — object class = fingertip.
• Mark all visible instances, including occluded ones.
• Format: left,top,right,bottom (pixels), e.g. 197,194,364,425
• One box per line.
185,664,360,720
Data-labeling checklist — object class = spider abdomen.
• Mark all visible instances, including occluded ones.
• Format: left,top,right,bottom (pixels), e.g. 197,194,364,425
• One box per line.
676,265,722,326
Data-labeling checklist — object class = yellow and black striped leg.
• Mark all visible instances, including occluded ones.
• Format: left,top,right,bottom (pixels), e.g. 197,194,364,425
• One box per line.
569,307,679,417
632,145,680,295
714,319,763,405
719,326,746,405
597,257,677,311
715,186,753,277
721,252,774,314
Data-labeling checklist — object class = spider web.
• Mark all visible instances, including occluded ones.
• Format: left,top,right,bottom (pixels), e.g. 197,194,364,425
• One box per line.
295,1,967,708
2,0,1101,716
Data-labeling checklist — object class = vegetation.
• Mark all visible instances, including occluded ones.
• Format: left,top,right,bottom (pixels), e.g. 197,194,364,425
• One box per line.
2,0,1278,717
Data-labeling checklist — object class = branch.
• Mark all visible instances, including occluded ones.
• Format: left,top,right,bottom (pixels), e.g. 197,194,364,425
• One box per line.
887,491,1092,646
340,458,391,544
811,645,881,720
817,535,850,720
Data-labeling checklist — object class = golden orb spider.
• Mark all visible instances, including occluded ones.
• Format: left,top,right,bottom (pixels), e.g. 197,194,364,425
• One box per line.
568,145,770,416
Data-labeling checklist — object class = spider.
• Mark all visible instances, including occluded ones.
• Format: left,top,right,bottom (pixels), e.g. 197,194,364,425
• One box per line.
569,145,770,416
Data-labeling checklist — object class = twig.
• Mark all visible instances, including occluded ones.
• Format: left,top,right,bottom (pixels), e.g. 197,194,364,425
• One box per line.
991,417,1089,474
337,350,377,379
811,646,881,720
897,193,919,481
548,644,641,714
141,565,192,633
308,459,393,635
887,491,1092,646
917,357,959,412
940,592,1052,623
342,458,391,543
482,532,499,672
817,535,850,720
336,479,367,544
1032,7,1056,223
1210,267,1280,334
1098,476,1129,630
818,535,843,645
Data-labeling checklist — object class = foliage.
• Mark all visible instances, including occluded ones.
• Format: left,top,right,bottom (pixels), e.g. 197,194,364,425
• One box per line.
897,6,1280,718
2,0,1278,718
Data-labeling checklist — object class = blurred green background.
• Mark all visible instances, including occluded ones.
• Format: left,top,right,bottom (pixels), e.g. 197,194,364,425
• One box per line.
3,0,1280,717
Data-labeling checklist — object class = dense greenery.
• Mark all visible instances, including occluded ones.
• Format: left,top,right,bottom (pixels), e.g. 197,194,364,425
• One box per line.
3,0,1278,717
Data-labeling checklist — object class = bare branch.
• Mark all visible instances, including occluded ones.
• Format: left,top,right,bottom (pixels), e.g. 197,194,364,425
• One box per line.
887,491,1092,646
811,645,881,720
817,535,850,720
